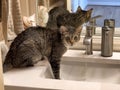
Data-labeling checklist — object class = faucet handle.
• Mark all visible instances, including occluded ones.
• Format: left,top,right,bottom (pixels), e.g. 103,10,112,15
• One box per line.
83,37,92,45
104,19,115,27
86,25,93,36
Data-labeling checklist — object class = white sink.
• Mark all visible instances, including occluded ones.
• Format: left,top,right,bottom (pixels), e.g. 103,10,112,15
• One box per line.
61,61,120,84
3,50,120,90
61,50,120,84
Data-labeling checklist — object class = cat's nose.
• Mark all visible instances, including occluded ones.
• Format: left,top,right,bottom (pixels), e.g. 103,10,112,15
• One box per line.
70,41,74,46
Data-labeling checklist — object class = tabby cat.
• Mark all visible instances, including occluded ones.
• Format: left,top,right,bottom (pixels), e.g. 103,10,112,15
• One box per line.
57,7,93,28
47,6,93,29
46,6,69,29
3,6,93,79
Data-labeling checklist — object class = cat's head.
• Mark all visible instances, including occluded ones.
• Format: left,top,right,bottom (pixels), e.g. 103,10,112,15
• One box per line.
57,6,93,28
59,25,82,46
76,6,93,23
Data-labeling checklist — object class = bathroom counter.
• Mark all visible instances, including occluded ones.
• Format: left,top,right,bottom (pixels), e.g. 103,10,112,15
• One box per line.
4,77,120,90
4,50,120,90
62,50,120,64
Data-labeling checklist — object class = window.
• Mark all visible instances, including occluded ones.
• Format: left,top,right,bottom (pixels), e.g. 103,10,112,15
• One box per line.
67,0,120,52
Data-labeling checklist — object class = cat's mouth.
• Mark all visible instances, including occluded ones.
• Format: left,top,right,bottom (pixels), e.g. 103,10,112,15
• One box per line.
69,42,74,46
64,42,74,47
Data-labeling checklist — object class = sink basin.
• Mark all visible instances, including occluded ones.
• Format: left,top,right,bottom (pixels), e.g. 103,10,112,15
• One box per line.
60,50,120,84
61,61,120,84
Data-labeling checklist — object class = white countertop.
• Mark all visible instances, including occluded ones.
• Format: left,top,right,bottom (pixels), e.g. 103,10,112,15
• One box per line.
63,50,120,64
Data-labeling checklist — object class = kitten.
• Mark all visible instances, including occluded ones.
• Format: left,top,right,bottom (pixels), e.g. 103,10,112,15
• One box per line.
46,6,70,29
3,6,93,79
47,6,93,30
57,6,93,28
3,25,82,79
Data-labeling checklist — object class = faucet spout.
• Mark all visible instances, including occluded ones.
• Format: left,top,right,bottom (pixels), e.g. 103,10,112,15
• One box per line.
83,36,93,55
83,26,93,55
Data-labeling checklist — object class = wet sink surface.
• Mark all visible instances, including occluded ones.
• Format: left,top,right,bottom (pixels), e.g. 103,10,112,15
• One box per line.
60,60,120,84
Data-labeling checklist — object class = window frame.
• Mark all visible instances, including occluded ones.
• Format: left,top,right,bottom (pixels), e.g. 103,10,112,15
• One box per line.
66,0,120,52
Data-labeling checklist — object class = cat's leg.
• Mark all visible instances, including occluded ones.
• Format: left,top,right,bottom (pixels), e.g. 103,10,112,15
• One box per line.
13,46,43,68
18,58,34,67
49,57,61,79
49,44,67,79
14,55,43,68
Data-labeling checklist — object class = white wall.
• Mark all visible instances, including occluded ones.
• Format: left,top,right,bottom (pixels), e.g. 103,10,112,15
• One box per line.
88,0,120,6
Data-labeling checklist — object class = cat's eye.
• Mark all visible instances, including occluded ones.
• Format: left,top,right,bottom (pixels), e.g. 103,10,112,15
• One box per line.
74,36,78,41
65,36,70,41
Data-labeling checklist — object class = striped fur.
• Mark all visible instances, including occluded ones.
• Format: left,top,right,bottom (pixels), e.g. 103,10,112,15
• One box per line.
3,26,81,79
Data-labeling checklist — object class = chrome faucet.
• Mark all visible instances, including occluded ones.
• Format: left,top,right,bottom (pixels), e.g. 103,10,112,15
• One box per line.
83,15,102,55
83,26,93,55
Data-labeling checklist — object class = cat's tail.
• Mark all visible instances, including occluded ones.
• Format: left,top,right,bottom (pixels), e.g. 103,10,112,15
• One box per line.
3,63,13,73
48,0,64,11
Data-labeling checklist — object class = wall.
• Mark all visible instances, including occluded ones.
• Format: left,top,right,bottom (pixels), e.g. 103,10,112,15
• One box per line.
88,0,120,6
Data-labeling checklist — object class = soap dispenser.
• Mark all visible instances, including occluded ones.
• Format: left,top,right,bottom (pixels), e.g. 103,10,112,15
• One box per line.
101,19,115,57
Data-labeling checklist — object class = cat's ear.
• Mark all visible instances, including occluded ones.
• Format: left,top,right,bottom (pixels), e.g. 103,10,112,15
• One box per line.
87,8,93,14
86,8,93,17
59,26,68,34
76,6,82,13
